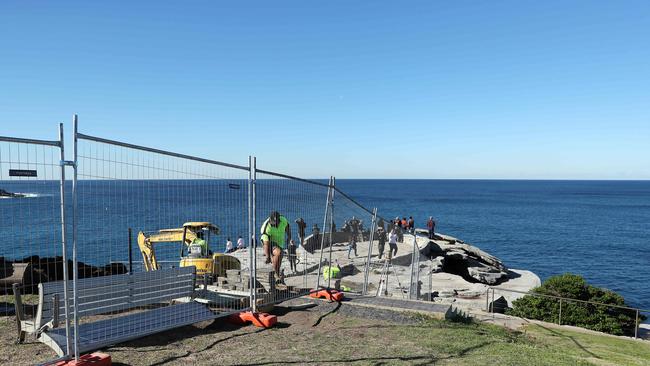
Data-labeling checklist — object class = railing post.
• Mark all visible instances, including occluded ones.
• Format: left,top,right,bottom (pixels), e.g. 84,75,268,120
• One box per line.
71,114,80,361
362,208,377,295
491,288,495,318
635,310,639,339
558,298,562,325
485,287,490,312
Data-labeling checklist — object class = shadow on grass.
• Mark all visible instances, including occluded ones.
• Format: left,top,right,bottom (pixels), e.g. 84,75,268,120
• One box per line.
148,327,267,366
312,301,341,327
229,341,494,366
106,317,265,356
532,323,600,360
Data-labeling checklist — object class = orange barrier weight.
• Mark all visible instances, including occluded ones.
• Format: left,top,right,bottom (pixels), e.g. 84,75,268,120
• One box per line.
310,289,344,302
56,352,112,366
227,311,277,328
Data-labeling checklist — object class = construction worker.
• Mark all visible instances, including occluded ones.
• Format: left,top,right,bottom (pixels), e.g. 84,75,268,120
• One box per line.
192,230,208,256
261,211,292,281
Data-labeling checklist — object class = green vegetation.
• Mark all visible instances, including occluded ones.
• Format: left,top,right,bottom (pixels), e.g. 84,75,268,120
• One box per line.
507,273,646,336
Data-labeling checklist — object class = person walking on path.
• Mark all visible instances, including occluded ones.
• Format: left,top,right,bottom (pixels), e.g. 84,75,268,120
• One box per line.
427,216,436,239
347,216,360,259
377,227,387,259
287,239,297,273
408,216,415,234
295,217,307,246
388,228,398,262
260,211,292,281
396,223,404,243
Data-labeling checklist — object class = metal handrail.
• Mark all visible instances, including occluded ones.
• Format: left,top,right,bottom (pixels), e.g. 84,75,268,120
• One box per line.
488,286,648,339
490,286,650,313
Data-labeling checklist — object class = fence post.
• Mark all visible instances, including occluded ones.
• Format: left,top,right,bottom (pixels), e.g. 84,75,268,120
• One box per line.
316,177,333,290
326,177,336,290
362,208,377,295
558,299,562,325
128,228,133,274
249,156,257,313
485,287,489,311
71,114,80,361
57,123,72,357
428,256,432,301
491,288,495,318
408,234,419,300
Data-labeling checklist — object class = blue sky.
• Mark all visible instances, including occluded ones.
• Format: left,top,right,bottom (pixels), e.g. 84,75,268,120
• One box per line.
1,1,649,179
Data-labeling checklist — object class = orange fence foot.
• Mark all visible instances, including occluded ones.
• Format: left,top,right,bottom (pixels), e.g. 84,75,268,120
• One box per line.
227,311,277,328
310,289,344,302
56,352,112,366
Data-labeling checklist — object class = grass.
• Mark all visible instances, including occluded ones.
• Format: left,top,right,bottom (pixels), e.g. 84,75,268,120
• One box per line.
0,302,648,365
524,323,650,366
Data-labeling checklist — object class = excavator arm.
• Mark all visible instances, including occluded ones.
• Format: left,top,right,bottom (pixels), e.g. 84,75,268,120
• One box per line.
137,222,217,272
137,228,195,271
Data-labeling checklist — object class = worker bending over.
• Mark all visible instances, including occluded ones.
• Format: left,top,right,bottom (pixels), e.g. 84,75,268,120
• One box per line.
261,211,292,281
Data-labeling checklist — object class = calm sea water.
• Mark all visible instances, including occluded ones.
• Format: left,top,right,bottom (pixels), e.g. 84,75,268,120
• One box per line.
1,179,648,311
337,179,650,311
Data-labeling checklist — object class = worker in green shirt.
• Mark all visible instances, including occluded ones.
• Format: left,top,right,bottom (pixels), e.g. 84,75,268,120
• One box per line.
260,211,292,280
191,230,209,256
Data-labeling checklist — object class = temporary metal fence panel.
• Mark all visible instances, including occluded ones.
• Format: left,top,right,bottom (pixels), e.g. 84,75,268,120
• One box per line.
2,120,434,362
253,169,331,308
72,123,251,358
329,188,375,294
0,126,72,358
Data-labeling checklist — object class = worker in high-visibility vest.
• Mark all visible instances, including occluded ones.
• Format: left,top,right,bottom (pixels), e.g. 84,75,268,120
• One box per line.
260,211,292,281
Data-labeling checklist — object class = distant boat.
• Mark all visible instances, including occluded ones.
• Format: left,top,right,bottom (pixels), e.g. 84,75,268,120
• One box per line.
0,189,26,198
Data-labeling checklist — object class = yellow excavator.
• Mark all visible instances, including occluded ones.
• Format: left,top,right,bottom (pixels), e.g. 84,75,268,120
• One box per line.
137,222,240,280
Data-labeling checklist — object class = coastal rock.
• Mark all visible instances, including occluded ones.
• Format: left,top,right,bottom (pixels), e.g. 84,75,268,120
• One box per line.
420,236,509,285
0,256,127,294
465,258,507,285
430,256,445,273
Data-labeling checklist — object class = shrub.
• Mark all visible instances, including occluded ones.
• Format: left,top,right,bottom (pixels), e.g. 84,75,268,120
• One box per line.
506,273,645,336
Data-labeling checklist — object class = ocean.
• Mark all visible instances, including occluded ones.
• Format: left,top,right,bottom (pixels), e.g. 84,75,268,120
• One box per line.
337,179,650,312
1,179,649,312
